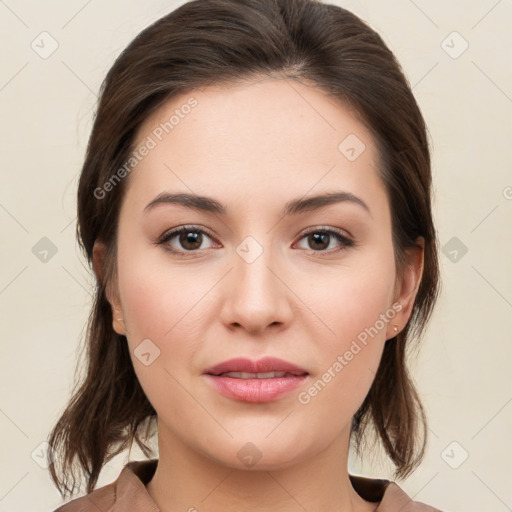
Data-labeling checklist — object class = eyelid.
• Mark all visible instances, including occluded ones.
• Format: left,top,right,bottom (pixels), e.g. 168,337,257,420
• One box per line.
298,225,353,241
157,224,218,245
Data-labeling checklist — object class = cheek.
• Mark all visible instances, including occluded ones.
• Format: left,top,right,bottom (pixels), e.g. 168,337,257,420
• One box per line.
120,269,189,341
299,254,396,413
309,253,396,342
115,231,208,343
115,254,206,415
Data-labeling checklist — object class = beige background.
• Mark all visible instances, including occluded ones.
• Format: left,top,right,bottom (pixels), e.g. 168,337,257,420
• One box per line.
1,1,511,511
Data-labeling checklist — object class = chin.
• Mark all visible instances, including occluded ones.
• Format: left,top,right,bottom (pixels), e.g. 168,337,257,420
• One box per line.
195,433,319,472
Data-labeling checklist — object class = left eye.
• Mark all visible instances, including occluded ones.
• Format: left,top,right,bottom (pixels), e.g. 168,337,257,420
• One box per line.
295,228,353,253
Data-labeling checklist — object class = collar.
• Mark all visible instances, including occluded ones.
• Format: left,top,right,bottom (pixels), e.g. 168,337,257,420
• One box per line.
111,459,428,511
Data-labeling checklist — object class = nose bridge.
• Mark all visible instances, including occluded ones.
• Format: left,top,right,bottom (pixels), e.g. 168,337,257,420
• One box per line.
221,232,291,333
234,232,279,303
236,236,275,291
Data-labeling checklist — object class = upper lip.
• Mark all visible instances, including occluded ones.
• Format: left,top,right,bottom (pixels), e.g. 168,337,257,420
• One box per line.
204,357,308,376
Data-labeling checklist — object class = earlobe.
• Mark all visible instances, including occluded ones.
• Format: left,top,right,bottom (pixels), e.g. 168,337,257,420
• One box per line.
107,282,126,336
109,290,126,336
389,238,425,338
92,241,126,336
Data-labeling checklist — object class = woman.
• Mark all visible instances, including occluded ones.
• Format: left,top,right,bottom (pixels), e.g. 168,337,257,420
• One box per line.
48,0,443,510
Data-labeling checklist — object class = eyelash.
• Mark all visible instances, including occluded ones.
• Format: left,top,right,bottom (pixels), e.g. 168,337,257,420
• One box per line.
156,224,355,257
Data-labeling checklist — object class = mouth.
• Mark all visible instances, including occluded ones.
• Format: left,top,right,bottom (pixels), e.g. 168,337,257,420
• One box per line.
203,357,309,402
207,371,307,378
204,356,308,376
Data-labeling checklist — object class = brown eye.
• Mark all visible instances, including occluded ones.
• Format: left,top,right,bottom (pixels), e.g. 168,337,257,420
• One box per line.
157,225,217,253
307,232,330,250
296,228,354,253
177,230,203,250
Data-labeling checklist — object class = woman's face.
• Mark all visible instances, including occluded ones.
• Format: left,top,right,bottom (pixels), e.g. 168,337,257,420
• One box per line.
101,78,421,469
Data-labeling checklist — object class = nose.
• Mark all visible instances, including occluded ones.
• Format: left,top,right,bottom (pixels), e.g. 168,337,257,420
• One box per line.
219,240,293,336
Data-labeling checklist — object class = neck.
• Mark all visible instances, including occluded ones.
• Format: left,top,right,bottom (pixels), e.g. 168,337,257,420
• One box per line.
146,421,374,512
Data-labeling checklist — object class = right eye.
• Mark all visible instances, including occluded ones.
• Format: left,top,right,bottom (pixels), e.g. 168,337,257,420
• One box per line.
157,225,219,254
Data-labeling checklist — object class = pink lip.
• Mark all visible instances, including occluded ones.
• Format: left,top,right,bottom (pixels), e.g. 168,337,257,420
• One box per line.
203,357,308,403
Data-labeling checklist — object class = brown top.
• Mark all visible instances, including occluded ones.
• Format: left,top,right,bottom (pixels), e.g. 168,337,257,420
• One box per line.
53,459,443,512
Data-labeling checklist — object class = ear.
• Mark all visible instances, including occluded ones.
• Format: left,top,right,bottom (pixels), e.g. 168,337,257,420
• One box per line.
92,241,126,336
387,237,425,339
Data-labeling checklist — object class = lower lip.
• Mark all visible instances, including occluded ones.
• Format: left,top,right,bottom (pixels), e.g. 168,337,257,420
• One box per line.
204,374,308,403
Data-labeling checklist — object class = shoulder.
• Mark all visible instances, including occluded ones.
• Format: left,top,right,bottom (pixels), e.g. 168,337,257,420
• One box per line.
52,482,115,512
379,481,445,511
349,474,445,511
51,459,159,512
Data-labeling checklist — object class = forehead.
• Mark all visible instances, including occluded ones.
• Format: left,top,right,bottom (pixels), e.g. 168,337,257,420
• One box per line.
126,78,387,215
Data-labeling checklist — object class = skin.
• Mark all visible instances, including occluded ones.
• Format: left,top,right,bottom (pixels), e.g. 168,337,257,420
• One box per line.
93,77,423,512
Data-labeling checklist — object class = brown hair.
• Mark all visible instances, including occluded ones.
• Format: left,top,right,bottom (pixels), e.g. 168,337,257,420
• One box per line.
48,0,440,498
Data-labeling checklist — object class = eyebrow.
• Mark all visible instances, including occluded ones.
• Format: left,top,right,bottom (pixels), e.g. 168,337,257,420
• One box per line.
144,191,371,217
